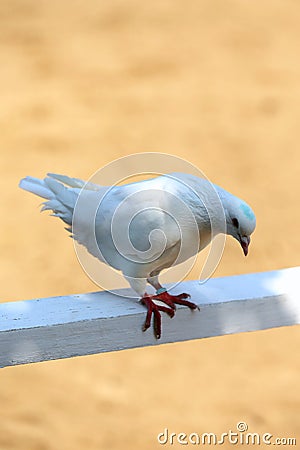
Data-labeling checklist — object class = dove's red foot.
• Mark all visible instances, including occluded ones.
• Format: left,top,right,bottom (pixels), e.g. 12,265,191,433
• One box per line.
141,295,175,339
153,291,199,311
140,291,199,339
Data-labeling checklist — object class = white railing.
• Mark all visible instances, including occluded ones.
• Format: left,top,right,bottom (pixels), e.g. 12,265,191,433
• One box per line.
0,266,299,368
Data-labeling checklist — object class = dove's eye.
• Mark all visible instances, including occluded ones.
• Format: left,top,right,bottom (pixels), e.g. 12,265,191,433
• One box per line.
232,218,239,228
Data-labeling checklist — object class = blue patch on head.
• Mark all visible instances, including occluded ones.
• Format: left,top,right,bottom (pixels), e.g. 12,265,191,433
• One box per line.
240,203,255,221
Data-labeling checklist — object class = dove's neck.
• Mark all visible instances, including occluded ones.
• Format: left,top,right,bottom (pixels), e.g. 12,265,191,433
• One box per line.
169,174,227,240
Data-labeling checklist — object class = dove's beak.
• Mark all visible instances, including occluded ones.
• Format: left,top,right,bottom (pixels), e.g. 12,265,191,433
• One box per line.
240,235,250,256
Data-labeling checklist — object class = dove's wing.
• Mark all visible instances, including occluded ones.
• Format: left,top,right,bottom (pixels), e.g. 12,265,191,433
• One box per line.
88,176,201,278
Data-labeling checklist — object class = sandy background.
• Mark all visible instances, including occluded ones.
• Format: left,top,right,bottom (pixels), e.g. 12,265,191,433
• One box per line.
0,0,299,448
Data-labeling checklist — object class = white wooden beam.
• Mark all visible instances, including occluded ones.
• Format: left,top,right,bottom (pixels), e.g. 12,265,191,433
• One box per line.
0,267,299,368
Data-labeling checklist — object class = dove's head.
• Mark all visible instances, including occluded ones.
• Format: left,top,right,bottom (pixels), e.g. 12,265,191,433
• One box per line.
225,199,256,256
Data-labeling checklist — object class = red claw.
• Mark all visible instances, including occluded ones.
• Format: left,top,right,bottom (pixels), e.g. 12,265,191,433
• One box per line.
154,291,199,311
140,295,175,339
140,291,199,339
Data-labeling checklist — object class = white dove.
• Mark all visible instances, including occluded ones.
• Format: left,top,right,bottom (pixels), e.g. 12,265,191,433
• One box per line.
19,172,256,338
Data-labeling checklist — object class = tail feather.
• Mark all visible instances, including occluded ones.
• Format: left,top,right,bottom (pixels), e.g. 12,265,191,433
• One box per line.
44,177,78,210
19,177,54,200
19,175,79,226
48,173,100,191
47,173,85,189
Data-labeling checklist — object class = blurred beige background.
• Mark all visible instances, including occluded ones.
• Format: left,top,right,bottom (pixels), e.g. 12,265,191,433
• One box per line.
0,0,299,448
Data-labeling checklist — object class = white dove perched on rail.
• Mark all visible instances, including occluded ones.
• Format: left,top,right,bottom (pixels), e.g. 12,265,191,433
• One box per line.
19,172,256,338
